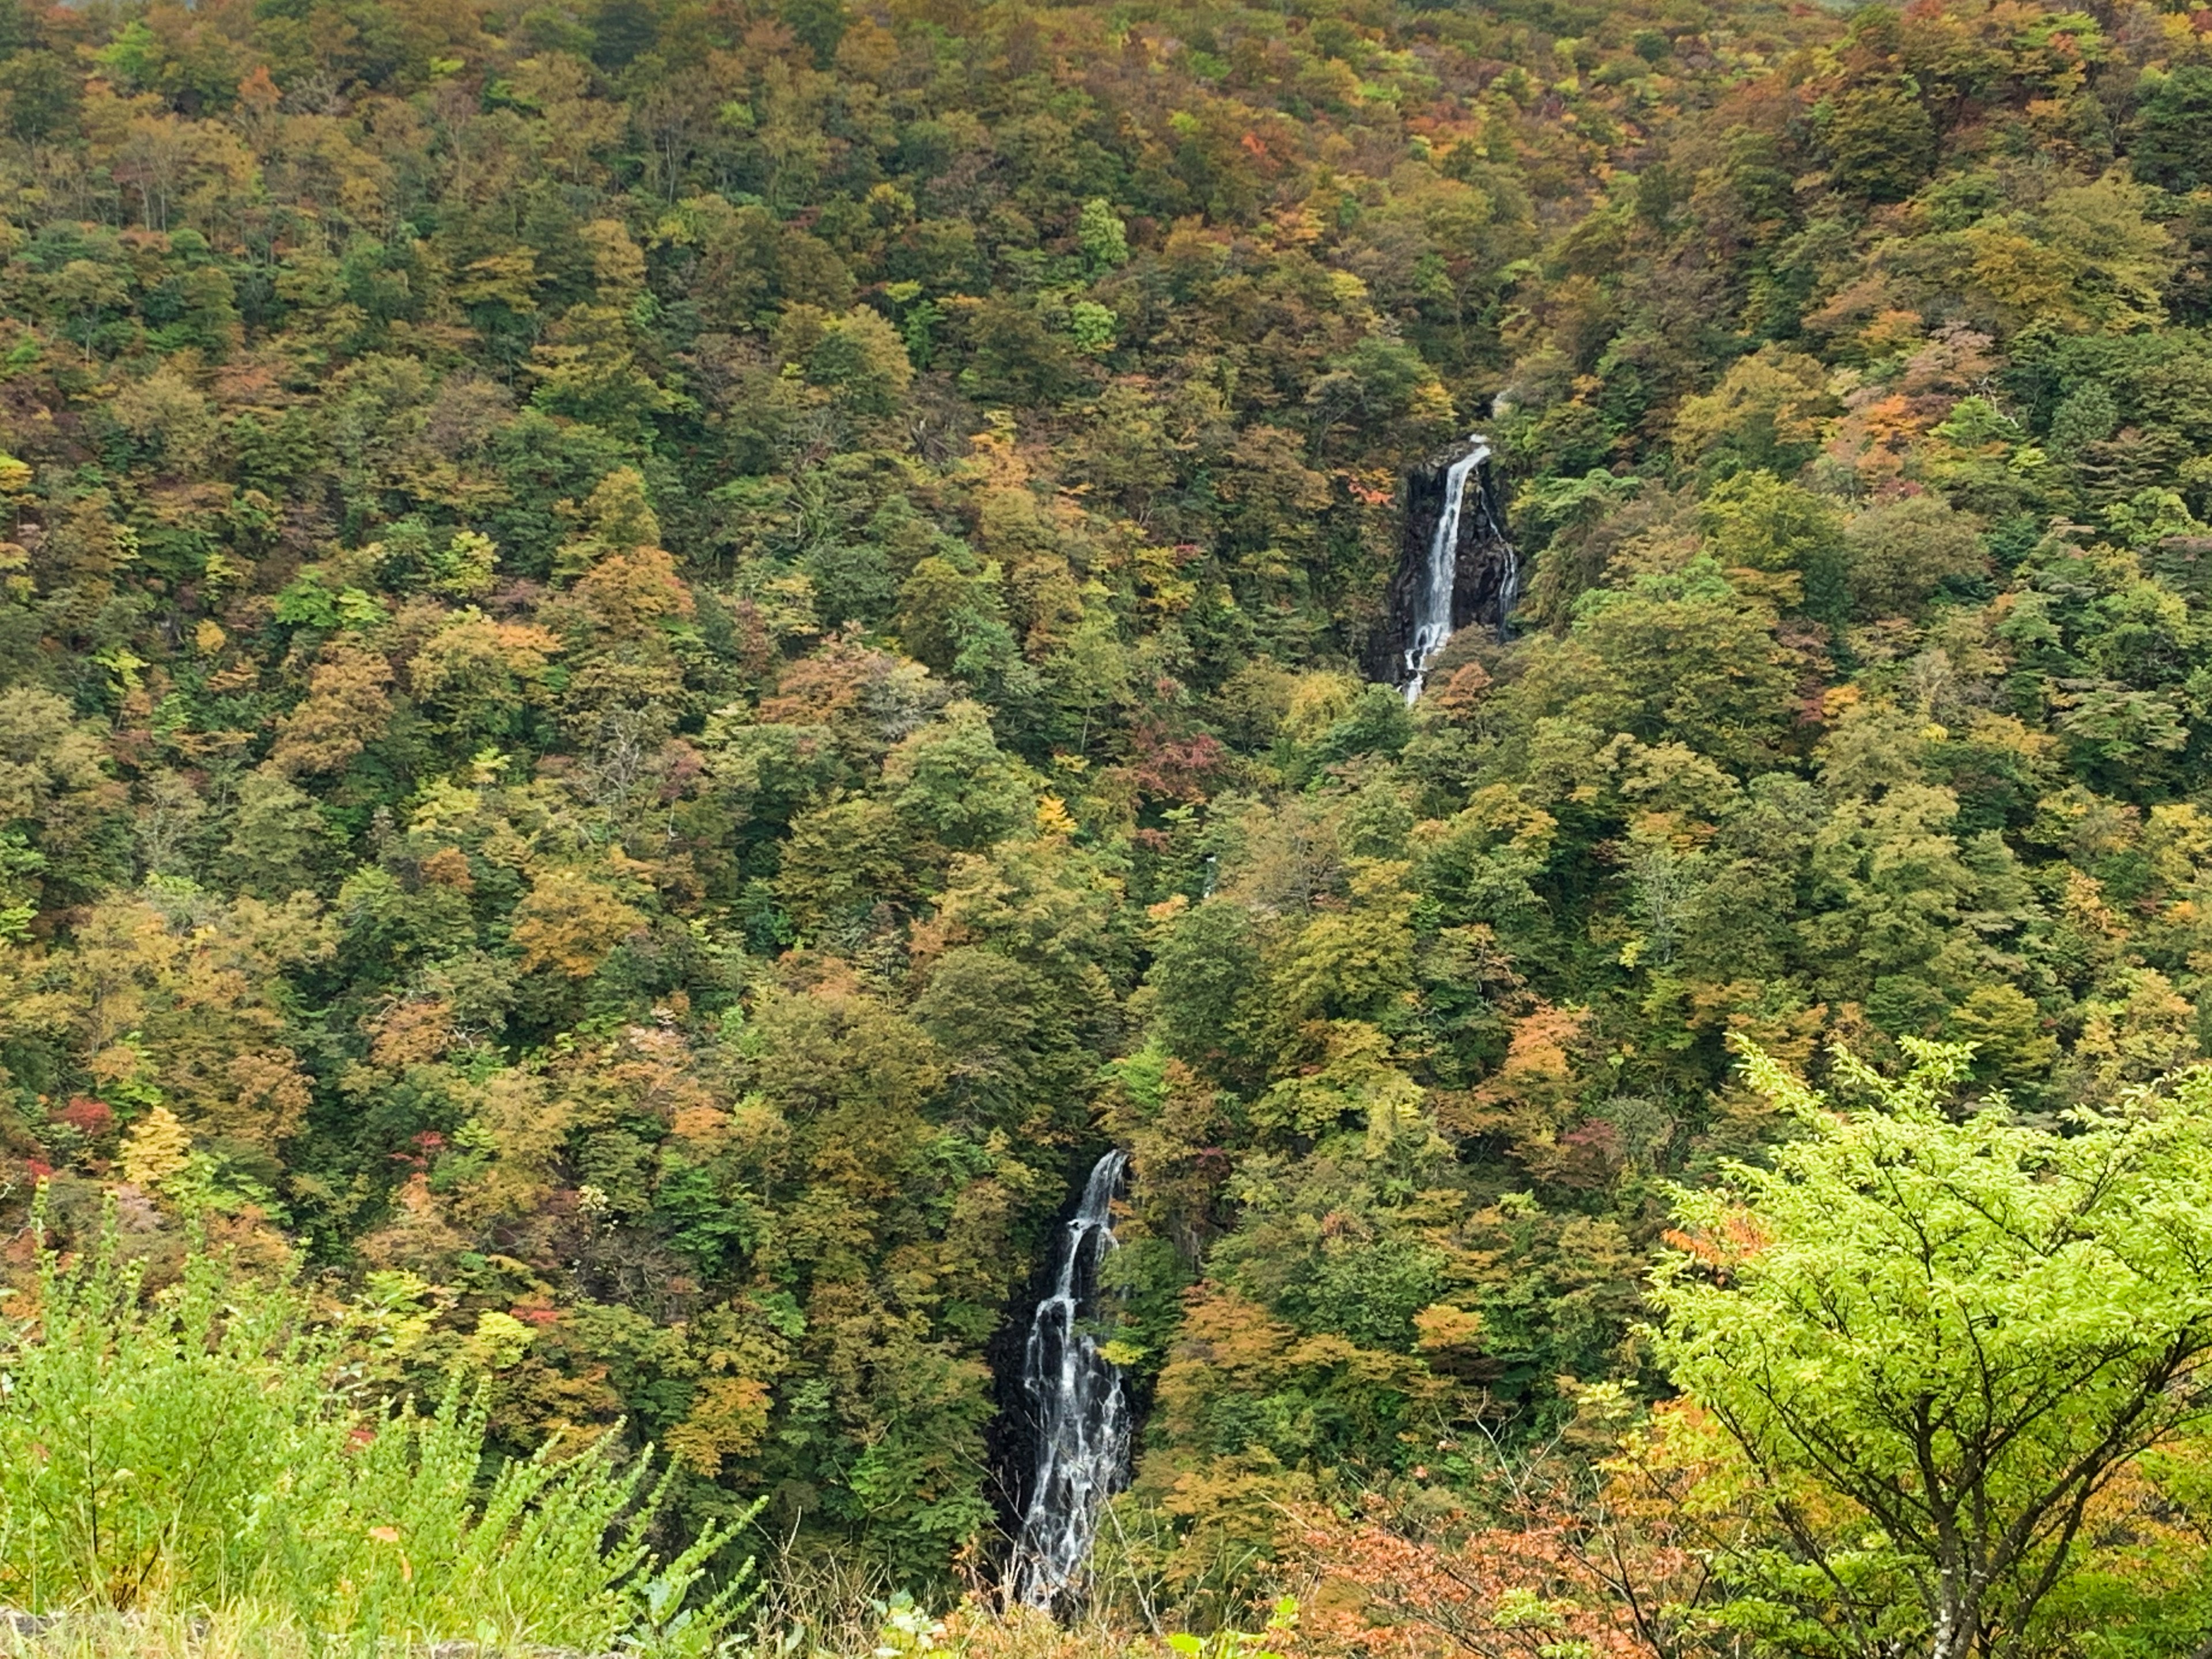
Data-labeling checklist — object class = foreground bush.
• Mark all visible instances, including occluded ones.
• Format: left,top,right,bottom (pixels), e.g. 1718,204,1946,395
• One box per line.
0,1214,752,1654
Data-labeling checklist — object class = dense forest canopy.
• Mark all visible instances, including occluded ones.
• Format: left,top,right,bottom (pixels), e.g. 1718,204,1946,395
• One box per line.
10,0,2212,1647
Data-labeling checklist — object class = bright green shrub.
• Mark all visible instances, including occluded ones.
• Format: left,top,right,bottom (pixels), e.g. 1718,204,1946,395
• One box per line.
0,1214,754,1653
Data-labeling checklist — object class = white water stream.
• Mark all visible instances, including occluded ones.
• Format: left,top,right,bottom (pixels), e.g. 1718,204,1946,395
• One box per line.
1005,1150,1132,1609
1400,433,1520,703
1401,435,1488,703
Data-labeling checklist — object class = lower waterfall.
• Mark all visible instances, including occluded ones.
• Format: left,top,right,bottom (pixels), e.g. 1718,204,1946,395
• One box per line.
1005,1149,1132,1611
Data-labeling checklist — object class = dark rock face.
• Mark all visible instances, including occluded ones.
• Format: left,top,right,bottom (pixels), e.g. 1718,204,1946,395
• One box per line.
1366,444,1517,688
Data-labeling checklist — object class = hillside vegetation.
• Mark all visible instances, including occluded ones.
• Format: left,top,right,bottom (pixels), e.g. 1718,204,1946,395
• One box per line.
9,0,2212,1650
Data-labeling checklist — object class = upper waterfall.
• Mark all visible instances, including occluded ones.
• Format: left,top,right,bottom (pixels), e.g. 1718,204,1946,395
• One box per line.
1402,434,1491,703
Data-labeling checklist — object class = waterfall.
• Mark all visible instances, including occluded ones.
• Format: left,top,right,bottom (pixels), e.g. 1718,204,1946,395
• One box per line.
1006,1149,1132,1611
1402,434,1491,704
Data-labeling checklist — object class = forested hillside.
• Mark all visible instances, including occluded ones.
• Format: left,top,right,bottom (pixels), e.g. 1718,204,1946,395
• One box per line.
9,0,2212,1647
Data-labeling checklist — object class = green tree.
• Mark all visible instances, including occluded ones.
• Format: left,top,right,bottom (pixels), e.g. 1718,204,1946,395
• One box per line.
1078,198,1131,272
1700,469,1849,621
1822,78,1936,202
1842,495,1988,620
1654,1039,2212,1659
2133,67,2212,194
1507,560,1800,770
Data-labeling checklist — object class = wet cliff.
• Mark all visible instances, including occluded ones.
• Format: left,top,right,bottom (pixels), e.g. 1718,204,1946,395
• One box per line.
1366,440,1517,693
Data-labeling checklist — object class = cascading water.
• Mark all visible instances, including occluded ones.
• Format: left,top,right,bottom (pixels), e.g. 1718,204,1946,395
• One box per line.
1402,434,1491,704
1006,1149,1132,1611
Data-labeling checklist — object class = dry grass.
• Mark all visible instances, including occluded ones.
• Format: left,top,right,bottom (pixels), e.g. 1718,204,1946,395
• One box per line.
1,1607,389,1659
0,1531,1292,1659
735,1544,1161,1659
0,1602,1163,1659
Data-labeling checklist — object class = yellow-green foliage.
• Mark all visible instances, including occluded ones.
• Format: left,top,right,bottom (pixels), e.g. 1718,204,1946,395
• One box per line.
0,1213,753,1652
4,0,2212,1641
